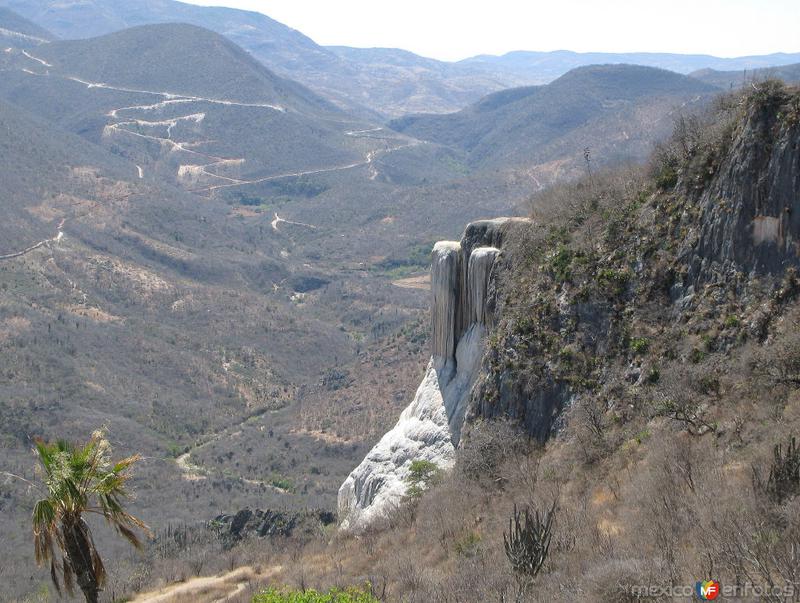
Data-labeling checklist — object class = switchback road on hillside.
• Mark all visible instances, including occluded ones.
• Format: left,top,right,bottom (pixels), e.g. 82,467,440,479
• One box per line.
15,50,426,196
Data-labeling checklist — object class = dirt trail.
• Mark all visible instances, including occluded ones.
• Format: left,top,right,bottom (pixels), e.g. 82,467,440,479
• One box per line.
271,213,317,232
13,56,425,193
0,28,49,44
0,219,65,261
21,49,52,67
175,452,206,481
129,565,282,603
196,139,422,194
64,73,285,112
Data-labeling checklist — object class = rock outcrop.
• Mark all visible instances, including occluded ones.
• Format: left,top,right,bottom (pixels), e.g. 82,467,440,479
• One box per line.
686,93,800,286
212,508,335,547
338,218,529,531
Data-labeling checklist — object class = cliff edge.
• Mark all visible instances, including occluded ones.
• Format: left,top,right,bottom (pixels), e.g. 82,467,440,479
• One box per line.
339,82,800,533
337,218,530,531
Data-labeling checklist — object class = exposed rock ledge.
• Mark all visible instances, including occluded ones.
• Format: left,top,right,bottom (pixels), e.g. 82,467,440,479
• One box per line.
338,218,530,531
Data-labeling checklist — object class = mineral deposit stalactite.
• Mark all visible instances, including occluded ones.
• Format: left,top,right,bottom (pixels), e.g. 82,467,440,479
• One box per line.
338,218,530,531
467,247,501,327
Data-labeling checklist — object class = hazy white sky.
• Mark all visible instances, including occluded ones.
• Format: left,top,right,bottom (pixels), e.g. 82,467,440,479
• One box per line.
183,0,800,61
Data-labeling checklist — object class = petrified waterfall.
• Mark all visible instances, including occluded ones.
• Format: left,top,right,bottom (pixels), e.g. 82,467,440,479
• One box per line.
338,218,526,531
431,241,462,362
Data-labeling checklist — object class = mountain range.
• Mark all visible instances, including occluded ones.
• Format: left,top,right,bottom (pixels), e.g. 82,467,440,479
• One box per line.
0,1,798,598
390,64,718,181
0,5,52,46
0,23,384,195
1,0,799,117
691,62,800,89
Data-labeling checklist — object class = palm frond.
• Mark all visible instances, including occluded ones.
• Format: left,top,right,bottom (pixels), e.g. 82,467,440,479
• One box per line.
32,498,57,530
111,454,141,474
31,430,149,596
62,478,86,513
115,523,144,550
33,440,56,476
32,499,57,564
86,526,107,587
33,527,54,565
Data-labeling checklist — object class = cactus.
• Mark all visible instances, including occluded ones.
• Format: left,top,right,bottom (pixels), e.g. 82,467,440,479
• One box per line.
767,436,800,503
503,501,556,579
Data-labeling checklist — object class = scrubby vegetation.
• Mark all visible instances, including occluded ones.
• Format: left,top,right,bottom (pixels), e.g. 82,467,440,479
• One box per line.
2,8,798,597
253,586,379,603
11,79,792,603
132,82,800,603
404,460,441,499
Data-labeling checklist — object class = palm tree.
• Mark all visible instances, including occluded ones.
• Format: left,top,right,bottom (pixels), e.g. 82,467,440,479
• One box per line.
31,430,150,603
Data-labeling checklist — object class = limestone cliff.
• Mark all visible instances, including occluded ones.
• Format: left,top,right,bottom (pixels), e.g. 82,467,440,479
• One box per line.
337,218,529,531
684,89,800,286
339,85,800,532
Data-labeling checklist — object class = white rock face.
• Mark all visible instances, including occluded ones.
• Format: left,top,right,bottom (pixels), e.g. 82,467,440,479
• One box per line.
338,223,517,532
467,247,501,327
431,240,462,361
337,357,455,531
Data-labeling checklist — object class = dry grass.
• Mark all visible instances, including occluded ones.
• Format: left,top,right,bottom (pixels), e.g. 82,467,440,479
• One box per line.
391,274,431,291
130,565,283,603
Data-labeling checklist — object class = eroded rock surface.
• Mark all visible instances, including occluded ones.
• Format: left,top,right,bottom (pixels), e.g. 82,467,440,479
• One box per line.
687,99,800,285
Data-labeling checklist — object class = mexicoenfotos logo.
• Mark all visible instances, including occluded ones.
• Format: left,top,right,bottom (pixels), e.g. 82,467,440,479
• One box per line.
695,579,720,600
630,580,793,598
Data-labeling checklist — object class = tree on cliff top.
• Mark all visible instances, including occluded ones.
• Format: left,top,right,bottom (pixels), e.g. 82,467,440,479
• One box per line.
31,430,150,603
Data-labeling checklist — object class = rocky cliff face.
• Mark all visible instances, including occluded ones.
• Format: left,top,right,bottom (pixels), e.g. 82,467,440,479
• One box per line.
338,85,800,532
337,218,529,531
685,89,800,286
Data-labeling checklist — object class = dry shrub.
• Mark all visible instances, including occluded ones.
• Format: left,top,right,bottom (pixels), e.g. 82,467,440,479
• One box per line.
527,165,647,229
457,418,534,486
649,90,740,191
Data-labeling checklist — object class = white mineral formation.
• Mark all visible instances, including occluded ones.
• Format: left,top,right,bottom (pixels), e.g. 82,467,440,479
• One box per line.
337,219,526,532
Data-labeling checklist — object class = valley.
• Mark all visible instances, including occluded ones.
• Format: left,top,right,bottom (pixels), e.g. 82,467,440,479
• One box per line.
0,19,522,601
0,1,797,601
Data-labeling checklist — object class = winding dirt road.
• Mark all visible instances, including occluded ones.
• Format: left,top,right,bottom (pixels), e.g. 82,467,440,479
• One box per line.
15,51,425,195
0,219,65,261
0,28,49,45
270,213,317,232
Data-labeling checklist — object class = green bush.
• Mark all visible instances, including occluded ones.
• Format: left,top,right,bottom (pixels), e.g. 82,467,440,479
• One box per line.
689,348,706,364
654,164,679,190
270,475,294,491
549,245,573,282
597,268,631,296
253,586,378,603
629,337,649,355
405,459,441,498
724,314,740,328
454,531,482,557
